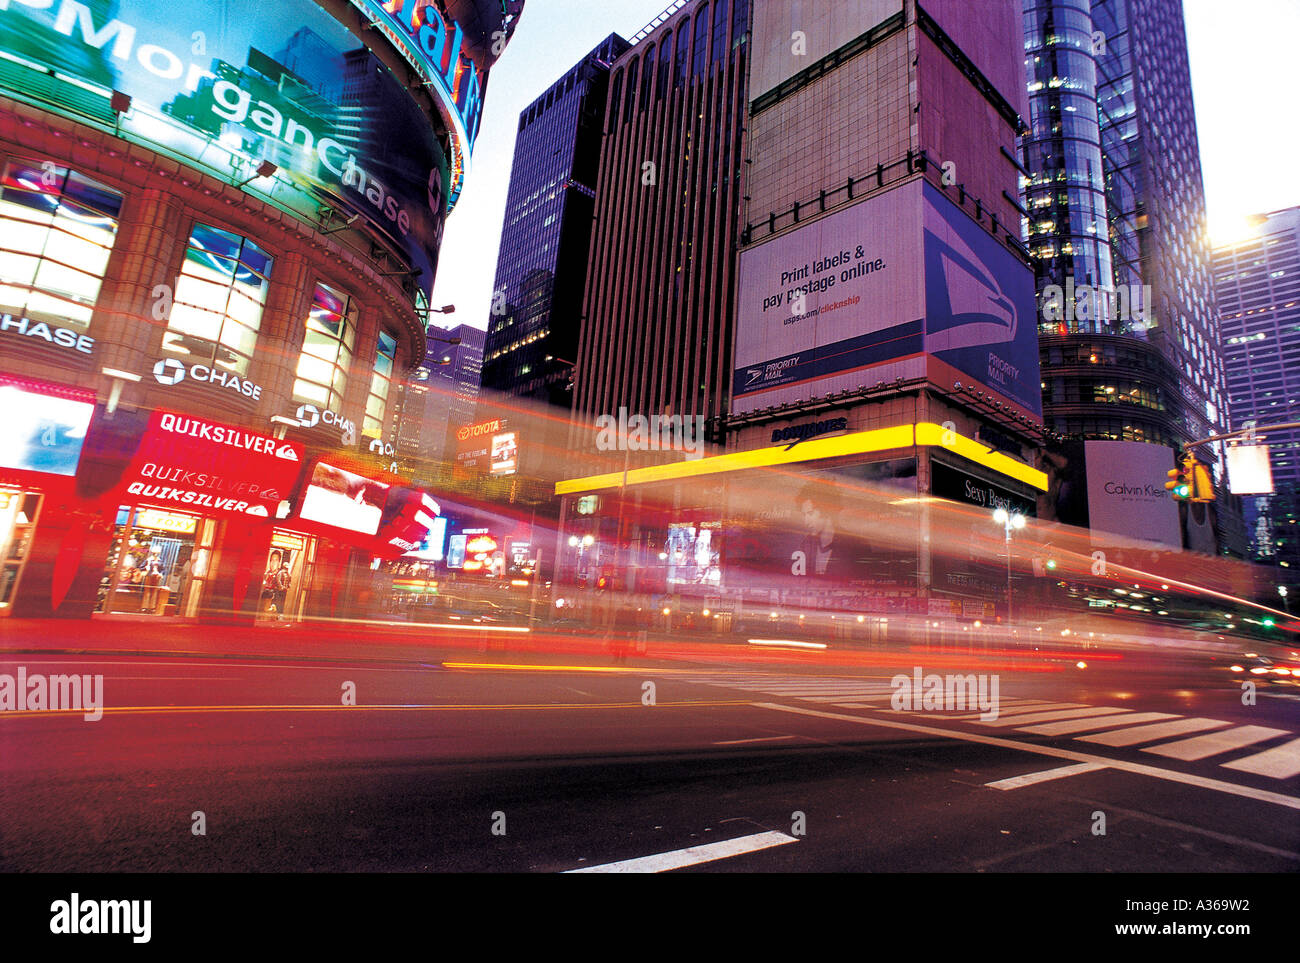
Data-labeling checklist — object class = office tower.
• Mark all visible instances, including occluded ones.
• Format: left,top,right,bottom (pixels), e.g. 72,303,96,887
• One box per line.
1213,208,1300,594
1023,0,1240,553
396,324,485,468
557,1,1053,620
482,34,631,407
573,0,752,437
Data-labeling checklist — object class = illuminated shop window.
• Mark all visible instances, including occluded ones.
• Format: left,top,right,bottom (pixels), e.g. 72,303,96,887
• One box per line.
0,160,122,329
363,329,398,439
293,282,356,410
163,223,272,377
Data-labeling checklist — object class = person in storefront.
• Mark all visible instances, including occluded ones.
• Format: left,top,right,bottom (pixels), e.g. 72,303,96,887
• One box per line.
272,563,291,622
262,550,283,617
141,551,166,614
176,552,195,616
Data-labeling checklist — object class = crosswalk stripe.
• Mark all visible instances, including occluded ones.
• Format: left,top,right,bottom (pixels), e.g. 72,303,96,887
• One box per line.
949,702,1088,719
1142,725,1291,761
1021,712,1178,735
985,762,1107,790
1221,737,1300,779
1080,717,1232,747
979,707,1132,727
831,700,894,708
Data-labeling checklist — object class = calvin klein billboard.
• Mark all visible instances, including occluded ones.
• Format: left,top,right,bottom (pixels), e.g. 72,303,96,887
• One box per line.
0,0,449,291
732,180,1040,416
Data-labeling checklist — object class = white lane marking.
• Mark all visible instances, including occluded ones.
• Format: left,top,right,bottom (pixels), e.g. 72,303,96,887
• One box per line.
948,702,1087,719
1142,726,1291,762
565,831,798,873
985,762,1106,791
713,735,798,746
752,702,1300,811
1021,712,1178,735
1080,718,1232,747
979,707,1132,727
1222,737,1300,780
733,687,895,695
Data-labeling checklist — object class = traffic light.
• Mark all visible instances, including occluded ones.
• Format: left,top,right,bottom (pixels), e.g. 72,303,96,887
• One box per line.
1166,463,1191,500
1166,454,1216,502
1188,457,1215,502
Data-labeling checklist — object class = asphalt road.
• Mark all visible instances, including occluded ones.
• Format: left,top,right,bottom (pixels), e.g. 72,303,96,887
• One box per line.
2,630,1297,873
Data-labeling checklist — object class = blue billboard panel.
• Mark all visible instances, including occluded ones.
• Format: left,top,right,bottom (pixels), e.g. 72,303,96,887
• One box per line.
922,182,1042,416
0,380,94,477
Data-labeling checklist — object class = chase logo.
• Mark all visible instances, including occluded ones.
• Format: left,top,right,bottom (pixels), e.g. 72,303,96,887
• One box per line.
153,358,186,385
295,403,321,428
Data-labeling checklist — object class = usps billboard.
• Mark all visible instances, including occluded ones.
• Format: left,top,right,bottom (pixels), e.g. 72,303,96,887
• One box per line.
732,180,1040,417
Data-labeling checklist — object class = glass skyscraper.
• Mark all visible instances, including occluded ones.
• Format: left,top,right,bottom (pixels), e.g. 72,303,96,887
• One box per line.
1023,0,1243,553
1213,207,1300,595
481,34,630,407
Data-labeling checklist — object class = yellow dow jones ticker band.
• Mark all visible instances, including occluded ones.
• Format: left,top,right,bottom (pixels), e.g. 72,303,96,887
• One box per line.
555,422,1048,495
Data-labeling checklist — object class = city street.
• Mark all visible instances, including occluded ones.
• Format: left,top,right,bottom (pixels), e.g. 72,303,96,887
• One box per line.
3,619,1296,873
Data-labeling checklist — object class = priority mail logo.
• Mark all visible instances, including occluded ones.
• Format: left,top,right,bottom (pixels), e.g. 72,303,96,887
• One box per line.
153,358,186,385
744,367,765,388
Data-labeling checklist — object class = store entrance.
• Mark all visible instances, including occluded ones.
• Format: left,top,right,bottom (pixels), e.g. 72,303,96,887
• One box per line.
257,530,314,622
0,488,40,616
96,506,207,616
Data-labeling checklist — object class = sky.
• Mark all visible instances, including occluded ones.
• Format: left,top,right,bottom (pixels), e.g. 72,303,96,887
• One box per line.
431,0,1300,331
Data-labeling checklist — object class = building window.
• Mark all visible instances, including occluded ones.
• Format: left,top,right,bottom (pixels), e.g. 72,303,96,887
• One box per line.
623,57,640,123
364,329,398,439
658,31,674,98
640,45,656,110
732,0,749,48
164,224,272,377
608,70,623,132
0,160,122,329
712,0,728,64
693,8,710,77
293,282,356,411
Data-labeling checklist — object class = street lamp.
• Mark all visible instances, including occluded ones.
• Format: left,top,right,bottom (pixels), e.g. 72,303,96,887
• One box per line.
993,507,1026,625
1280,585,1291,616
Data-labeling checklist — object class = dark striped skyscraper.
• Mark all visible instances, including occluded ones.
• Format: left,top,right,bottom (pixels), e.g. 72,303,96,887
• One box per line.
573,0,752,438
482,34,630,407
